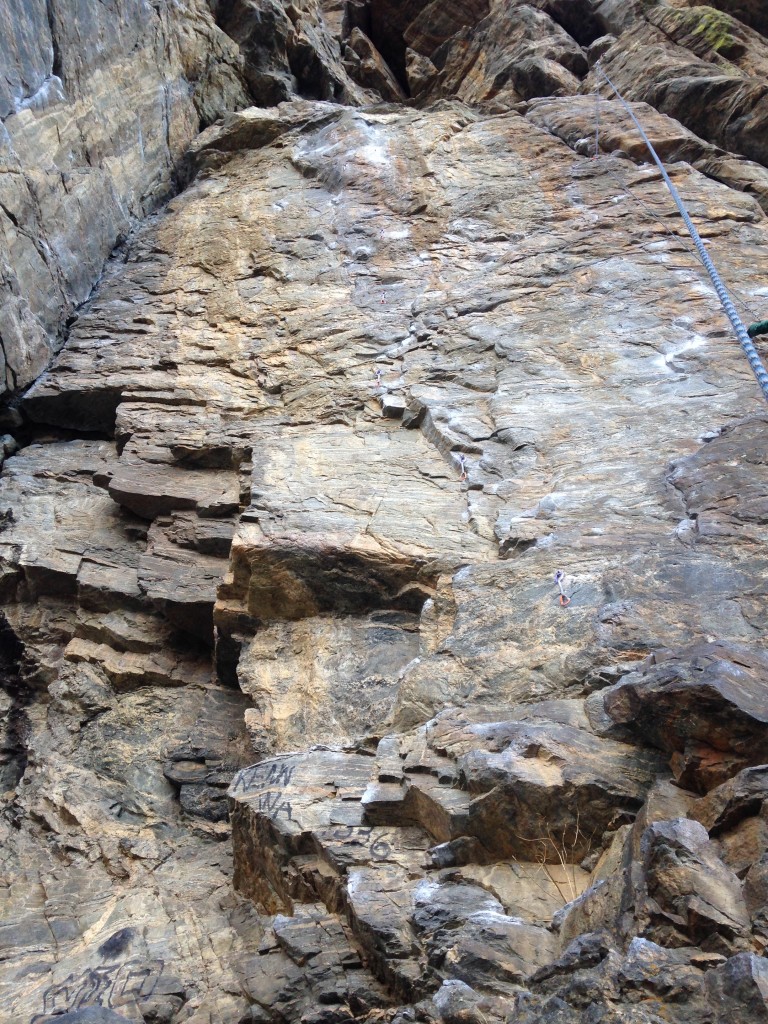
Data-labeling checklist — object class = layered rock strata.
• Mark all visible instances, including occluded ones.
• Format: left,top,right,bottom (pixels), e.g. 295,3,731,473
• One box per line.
2,2,768,1023
0,0,396,398
0,0,252,395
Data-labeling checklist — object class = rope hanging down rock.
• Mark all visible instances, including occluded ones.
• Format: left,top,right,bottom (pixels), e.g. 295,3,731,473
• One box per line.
594,62,768,404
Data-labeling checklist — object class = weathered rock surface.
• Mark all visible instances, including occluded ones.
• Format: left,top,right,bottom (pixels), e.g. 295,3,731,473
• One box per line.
0,0,407,399
525,95,768,211
0,0,251,396
407,3,588,106
600,642,768,791
587,12,768,167
4,2,768,1023
227,729,574,1001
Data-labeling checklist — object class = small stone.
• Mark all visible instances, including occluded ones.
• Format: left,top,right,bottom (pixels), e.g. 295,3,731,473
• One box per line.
381,393,407,418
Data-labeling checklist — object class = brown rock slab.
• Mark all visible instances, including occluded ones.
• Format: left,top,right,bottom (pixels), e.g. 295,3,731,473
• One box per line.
220,423,492,621
363,707,663,861
602,642,768,792
236,611,419,755
106,462,239,521
669,416,768,542
6,18,768,1020
693,765,768,834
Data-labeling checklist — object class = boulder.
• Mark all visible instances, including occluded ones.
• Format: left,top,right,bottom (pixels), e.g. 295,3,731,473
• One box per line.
602,643,768,792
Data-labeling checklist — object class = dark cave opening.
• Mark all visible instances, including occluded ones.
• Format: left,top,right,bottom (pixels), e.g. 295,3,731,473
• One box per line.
363,0,427,92
540,0,610,47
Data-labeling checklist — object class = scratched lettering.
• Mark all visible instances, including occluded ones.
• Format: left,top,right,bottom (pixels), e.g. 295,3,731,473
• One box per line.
40,966,115,1017
330,825,373,842
232,759,295,794
257,790,293,820
266,761,295,788
369,837,392,861
325,826,391,860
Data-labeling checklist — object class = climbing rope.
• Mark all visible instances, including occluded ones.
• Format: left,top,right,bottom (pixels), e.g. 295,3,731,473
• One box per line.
598,165,764,326
584,84,764,326
594,61,768,403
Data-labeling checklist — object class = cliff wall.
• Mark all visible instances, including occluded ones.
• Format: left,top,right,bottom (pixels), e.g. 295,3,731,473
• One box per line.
1,3,768,1023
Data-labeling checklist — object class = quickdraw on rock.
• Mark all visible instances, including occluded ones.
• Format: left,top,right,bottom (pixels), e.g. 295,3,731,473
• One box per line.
554,569,571,607
457,453,467,482
374,367,383,386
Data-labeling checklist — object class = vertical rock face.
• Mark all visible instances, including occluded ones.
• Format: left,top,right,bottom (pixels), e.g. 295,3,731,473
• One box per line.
0,0,250,394
2,1,768,1023
0,0,383,398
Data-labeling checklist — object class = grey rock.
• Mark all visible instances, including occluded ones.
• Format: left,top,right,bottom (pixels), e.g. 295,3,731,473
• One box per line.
669,415,768,538
50,1009,134,1024
0,0,251,397
587,35,617,65
4,6,768,1021
432,979,492,1024
602,642,768,793
706,952,768,1022
637,818,752,953
179,782,230,821
693,765,768,834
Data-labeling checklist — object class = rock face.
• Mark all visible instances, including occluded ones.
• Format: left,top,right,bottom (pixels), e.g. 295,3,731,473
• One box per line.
0,0,397,398
3,2,768,1023
0,0,251,395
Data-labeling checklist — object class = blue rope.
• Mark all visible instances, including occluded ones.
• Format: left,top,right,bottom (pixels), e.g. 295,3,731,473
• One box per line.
596,63,768,403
